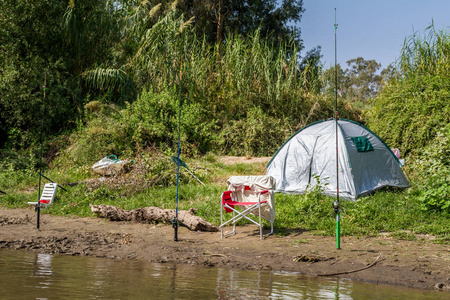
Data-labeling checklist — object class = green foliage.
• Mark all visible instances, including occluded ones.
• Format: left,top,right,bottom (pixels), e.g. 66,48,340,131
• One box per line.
219,106,291,156
0,0,127,149
69,107,128,166
171,0,305,51
366,26,450,155
222,0,305,51
123,88,179,150
344,57,382,103
123,88,216,155
322,57,382,109
1,151,450,240
407,124,450,212
0,0,361,159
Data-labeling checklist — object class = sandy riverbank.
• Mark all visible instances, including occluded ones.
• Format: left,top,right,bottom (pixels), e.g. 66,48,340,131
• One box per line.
0,207,449,291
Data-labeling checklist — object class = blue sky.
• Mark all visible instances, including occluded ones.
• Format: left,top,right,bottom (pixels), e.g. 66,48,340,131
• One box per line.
299,0,450,70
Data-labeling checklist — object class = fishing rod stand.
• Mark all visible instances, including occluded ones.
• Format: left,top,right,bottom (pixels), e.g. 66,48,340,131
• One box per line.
333,200,341,250
171,216,178,241
36,205,41,230
39,172,68,192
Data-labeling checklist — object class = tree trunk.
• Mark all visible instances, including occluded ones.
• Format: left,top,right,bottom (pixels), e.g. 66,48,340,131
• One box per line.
217,0,224,45
89,204,218,232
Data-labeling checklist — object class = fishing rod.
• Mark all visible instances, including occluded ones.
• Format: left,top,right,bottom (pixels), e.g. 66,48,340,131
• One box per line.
38,173,68,192
332,8,341,250
173,57,183,242
170,156,205,186
35,74,68,229
36,74,47,230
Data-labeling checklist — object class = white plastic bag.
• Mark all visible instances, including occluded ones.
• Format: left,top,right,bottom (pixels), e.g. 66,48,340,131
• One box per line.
91,155,129,176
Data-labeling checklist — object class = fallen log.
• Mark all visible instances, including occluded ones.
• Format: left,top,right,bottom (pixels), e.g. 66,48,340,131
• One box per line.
89,204,218,232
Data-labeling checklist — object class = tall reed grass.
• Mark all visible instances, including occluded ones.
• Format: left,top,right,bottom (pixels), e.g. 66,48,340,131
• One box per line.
367,25,450,155
82,9,361,157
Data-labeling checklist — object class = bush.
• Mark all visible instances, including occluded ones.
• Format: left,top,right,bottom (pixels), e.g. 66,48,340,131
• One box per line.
69,114,129,166
218,106,291,156
123,88,216,156
366,27,450,155
407,124,450,212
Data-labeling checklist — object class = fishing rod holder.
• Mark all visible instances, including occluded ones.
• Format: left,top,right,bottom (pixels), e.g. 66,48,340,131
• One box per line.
171,216,178,241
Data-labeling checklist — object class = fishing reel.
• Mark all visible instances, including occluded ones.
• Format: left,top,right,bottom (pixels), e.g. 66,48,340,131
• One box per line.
171,216,178,229
332,201,340,214
34,203,42,212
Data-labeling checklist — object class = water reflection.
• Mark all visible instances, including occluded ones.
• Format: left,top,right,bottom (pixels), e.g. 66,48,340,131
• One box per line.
34,253,53,289
0,249,447,300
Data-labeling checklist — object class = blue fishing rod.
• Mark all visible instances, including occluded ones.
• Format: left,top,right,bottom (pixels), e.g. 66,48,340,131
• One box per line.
173,57,183,241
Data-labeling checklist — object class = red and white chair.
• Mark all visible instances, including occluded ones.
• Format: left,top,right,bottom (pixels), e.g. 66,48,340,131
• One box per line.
28,183,58,208
220,176,275,239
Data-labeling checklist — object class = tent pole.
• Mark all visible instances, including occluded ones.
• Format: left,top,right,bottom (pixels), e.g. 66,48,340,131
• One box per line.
334,8,341,250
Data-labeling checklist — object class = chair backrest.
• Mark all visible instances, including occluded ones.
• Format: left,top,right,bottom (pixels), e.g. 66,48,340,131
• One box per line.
39,183,58,206
221,191,234,213
226,175,276,223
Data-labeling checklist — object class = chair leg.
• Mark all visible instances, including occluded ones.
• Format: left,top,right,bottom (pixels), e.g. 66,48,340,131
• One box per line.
232,211,236,236
262,221,274,238
221,195,273,239
220,202,224,239
259,198,262,240
220,208,238,238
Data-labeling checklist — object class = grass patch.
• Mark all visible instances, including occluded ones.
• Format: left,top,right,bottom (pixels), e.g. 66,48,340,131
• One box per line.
1,154,450,240
292,239,310,246
388,231,418,241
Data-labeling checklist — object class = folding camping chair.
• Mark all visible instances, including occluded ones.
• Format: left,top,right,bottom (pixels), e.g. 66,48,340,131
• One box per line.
28,183,58,209
220,175,276,239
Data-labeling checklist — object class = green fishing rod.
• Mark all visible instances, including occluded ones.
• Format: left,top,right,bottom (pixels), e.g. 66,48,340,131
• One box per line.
333,8,341,250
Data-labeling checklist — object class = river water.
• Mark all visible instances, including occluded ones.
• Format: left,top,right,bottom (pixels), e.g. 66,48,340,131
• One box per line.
0,248,446,299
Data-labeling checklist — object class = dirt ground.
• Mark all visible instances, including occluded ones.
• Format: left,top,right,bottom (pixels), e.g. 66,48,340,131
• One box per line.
219,156,272,165
0,207,449,292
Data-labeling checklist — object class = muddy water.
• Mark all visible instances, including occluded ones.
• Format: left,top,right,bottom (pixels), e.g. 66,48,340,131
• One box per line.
0,249,446,300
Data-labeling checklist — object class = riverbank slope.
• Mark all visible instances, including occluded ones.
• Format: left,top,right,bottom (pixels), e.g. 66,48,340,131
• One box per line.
0,208,448,291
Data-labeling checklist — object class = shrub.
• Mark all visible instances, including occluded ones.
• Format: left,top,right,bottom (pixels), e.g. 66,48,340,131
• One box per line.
123,88,216,156
366,27,450,155
407,124,450,212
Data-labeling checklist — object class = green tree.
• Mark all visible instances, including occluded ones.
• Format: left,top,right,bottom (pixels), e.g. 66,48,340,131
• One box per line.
344,57,382,103
323,57,382,106
0,0,126,149
165,0,304,50
0,0,68,148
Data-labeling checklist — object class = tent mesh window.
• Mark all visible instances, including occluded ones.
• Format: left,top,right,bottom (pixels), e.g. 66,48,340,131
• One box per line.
351,136,374,152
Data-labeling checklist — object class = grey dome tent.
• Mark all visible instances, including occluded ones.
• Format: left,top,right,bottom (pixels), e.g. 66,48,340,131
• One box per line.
266,119,409,200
